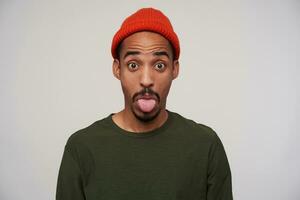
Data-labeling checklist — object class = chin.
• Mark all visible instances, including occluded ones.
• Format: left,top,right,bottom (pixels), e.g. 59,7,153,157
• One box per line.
131,106,161,123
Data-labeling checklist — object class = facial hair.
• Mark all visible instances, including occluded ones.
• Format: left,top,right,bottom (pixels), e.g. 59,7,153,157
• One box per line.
131,87,161,122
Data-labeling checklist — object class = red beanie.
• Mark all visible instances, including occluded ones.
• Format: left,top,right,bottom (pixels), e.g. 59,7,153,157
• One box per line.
111,8,180,60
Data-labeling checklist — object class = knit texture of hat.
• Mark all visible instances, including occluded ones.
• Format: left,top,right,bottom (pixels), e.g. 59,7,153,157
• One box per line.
111,8,180,60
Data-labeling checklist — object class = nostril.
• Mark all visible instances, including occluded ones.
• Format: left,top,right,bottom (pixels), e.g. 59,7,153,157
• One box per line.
140,77,154,87
140,82,154,88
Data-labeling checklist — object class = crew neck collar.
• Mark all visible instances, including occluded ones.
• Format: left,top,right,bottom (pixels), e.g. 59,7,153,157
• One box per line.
107,109,173,138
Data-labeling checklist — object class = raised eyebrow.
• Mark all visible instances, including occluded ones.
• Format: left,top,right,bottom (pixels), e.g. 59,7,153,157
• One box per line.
153,51,170,58
123,51,140,59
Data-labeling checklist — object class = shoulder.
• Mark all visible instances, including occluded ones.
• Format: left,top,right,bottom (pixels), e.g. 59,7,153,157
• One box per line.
170,111,219,144
65,115,110,149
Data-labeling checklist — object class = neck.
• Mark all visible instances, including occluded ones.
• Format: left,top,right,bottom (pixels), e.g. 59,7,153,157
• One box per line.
112,108,168,133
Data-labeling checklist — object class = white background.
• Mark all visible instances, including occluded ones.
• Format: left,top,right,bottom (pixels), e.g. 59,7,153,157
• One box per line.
1,0,299,199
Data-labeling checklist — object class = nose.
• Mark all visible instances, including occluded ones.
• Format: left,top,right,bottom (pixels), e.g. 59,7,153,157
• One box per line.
140,66,154,88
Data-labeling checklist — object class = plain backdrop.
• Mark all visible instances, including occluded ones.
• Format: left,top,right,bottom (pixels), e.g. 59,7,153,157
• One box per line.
1,0,299,199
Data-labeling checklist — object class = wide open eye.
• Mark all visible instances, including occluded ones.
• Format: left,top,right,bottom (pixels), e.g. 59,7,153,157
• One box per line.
127,62,139,71
154,63,166,71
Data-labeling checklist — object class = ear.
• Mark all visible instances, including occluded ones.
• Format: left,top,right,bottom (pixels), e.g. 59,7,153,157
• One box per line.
172,60,179,80
112,59,121,80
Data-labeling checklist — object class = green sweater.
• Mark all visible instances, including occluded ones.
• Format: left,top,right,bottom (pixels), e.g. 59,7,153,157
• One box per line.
56,110,233,200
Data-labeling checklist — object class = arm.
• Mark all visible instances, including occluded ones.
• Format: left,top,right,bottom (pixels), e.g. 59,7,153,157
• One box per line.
207,132,233,200
56,146,86,200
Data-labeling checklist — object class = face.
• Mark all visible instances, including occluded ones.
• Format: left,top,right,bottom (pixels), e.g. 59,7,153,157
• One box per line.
113,31,179,122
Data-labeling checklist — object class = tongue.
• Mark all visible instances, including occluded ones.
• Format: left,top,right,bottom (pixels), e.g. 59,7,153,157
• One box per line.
137,99,156,112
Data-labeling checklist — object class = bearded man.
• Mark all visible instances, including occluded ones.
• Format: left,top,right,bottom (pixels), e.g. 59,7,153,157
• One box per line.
56,7,233,200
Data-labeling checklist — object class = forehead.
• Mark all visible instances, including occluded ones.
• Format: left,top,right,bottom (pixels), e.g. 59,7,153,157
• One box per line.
120,31,173,55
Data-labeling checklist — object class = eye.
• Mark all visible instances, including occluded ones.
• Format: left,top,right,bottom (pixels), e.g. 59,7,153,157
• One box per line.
127,62,139,71
154,63,166,71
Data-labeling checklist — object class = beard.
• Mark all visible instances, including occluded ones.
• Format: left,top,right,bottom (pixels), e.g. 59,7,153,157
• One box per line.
131,105,161,122
131,87,161,123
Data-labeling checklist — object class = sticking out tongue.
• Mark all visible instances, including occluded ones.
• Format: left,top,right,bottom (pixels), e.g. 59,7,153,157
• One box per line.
137,99,156,112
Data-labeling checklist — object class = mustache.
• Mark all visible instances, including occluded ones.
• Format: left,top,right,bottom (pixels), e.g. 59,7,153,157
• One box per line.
132,88,160,102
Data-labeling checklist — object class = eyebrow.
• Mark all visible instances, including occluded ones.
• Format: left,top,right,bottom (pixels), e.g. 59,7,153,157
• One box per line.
153,51,170,58
123,51,140,59
123,50,170,59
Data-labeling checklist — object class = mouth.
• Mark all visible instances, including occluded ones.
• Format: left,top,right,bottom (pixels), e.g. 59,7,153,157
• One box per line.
134,93,159,113
136,93,158,100
136,98,156,113
132,88,160,113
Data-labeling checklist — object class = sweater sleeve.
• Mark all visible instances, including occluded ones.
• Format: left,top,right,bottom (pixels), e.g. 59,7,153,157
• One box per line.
56,146,86,200
206,132,233,200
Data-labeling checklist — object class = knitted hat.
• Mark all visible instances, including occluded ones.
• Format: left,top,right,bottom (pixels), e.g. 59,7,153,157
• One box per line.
111,8,180,60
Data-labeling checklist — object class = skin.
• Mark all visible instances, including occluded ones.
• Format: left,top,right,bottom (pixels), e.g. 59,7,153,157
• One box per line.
112,31,179,133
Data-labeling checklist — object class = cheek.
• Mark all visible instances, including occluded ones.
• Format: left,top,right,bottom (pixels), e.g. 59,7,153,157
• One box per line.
157,79,173,98
120,76,137,99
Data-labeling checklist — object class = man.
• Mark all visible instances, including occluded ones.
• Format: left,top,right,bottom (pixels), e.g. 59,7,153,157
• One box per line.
56,7,233,200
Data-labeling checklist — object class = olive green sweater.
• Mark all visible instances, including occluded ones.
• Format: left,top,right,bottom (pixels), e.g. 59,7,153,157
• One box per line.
56,110,233,200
